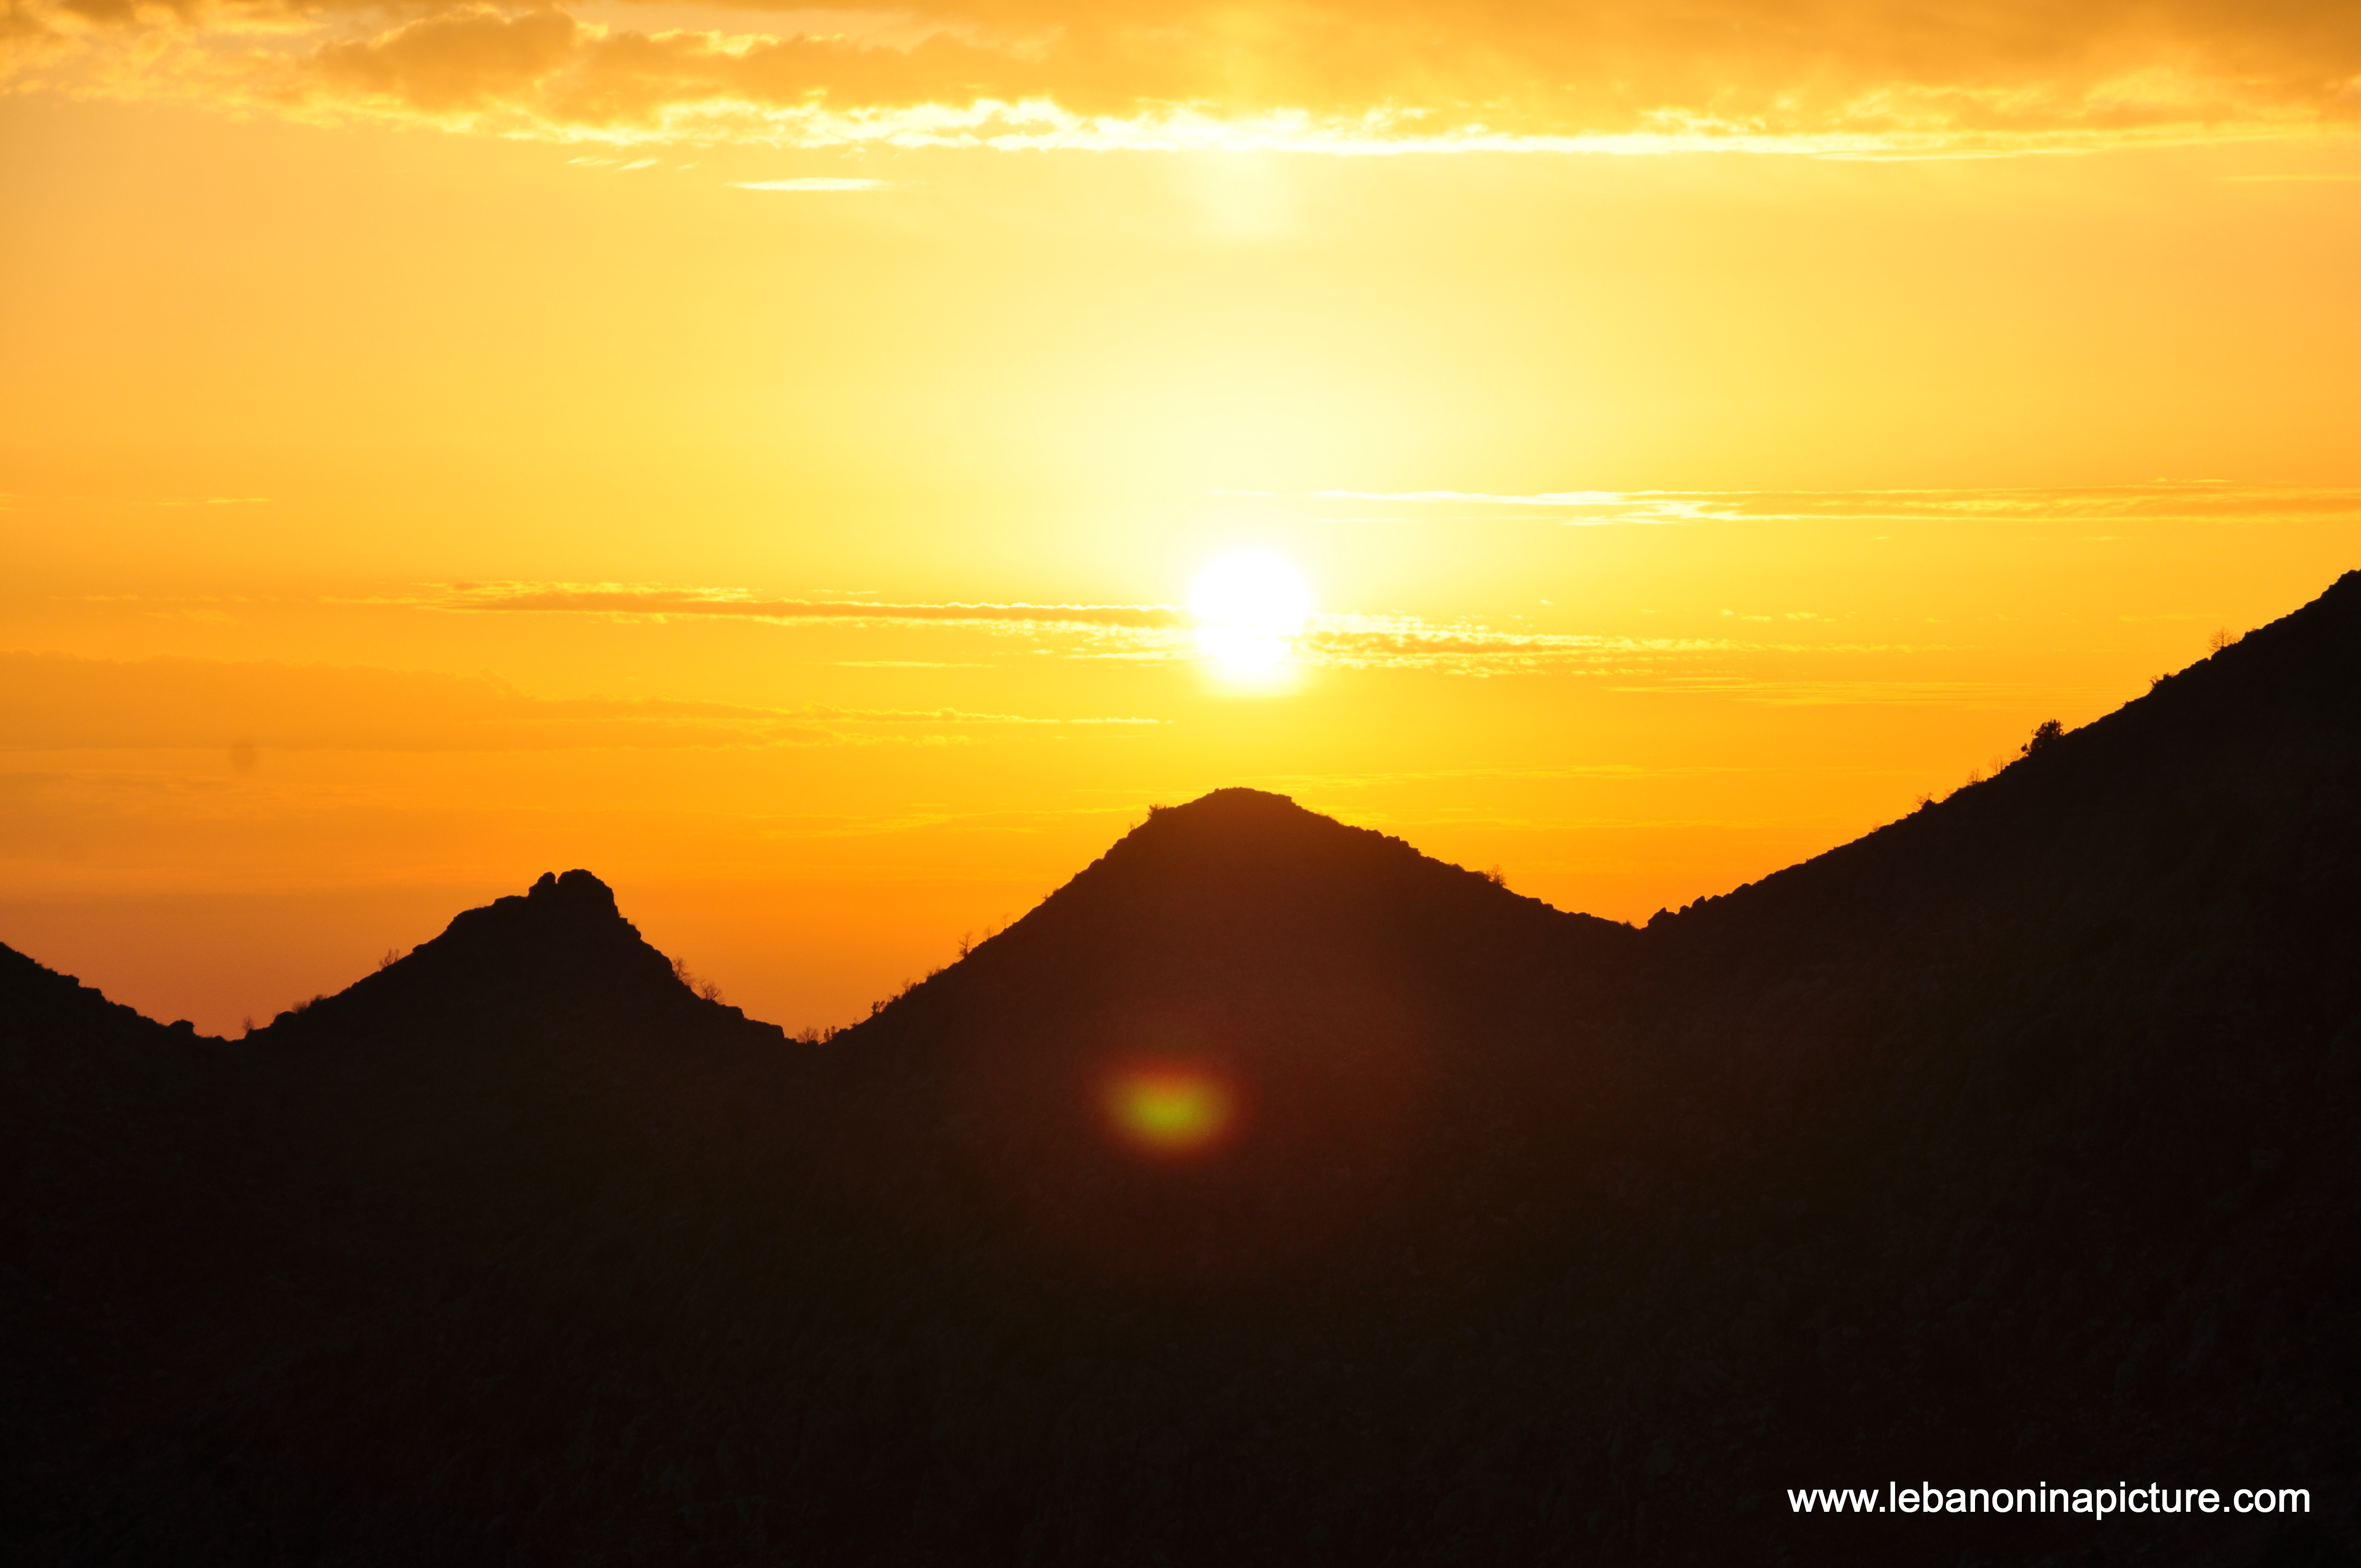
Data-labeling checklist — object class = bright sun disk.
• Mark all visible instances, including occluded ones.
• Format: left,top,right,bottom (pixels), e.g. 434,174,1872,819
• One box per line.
1191,551,1311,674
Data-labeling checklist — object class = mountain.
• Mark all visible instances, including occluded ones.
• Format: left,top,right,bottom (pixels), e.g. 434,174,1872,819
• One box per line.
4,573,2359,1566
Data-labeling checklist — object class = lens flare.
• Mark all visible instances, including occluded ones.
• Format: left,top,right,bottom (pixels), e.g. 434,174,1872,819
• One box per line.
1102,1063,1237,1156
1190,551,1310,676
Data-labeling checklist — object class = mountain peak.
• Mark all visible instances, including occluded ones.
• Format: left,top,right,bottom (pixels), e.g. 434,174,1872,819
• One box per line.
868,783,1624,1076
1038,787,1507,918
525,867,619,916
257,868,777,1042
420,866,643,963
1143,785,1304,821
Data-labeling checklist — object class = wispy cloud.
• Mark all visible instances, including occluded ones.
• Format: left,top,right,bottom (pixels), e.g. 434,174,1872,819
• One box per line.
8,0,2358,154
416,582,1188,631
1303,617,1711,669
1314,489,1686,524
1302,483,2361,527
352,579,1981,679
1605,678,2119,707
1299,619,1941,677
734,177,904,190
799,705,1160,726
396,581,1772,672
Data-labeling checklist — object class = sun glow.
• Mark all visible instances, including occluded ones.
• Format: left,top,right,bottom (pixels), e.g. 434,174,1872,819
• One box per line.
1190,551,1312,676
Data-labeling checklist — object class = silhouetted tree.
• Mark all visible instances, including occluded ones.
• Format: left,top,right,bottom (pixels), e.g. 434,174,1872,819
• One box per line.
2021,717,2064,758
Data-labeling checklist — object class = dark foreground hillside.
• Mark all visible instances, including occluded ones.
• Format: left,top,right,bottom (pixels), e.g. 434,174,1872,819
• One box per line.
5,574,2359,1567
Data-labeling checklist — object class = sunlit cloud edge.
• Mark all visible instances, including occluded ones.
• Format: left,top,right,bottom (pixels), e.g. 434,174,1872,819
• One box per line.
10,6,2360,158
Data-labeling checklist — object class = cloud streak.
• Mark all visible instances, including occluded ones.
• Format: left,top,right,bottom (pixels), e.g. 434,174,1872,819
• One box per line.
367,580,1932,678
421,582,1187,630
1309,483,2361,527
733,176,902,190
9,0,2359,152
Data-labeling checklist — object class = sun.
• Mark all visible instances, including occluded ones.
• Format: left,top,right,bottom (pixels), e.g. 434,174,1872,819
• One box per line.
1190,551,1311,676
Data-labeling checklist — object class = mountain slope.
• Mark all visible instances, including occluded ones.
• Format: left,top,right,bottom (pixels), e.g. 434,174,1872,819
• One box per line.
1,871,796,1564
3,575,2358,1566
1579,570,2361,1562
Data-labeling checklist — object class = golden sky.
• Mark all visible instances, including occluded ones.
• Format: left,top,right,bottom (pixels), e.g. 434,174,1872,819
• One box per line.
3,0,2358,1035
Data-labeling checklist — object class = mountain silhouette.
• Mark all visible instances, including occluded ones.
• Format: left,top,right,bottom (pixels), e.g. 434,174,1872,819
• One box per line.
5,573,2358,1565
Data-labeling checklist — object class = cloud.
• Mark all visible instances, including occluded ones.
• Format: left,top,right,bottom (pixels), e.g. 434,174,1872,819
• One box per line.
416,581,1189,631
1307,483,2361,527
1602,677,2107,707
0,652,1160,752
346,576,2004,679
1297,619,1865,676
402,580,1787,673
312,4,583,112
1315,489,1687,524
735,176,901,189
10,0,2360,152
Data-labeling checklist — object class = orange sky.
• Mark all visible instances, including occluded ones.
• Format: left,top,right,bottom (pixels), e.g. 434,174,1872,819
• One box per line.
3,2,2358,1035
